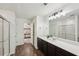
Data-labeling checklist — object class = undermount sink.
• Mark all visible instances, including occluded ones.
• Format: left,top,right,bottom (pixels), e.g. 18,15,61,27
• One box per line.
46,35,56,40
48,37,53,40
47,37,56,41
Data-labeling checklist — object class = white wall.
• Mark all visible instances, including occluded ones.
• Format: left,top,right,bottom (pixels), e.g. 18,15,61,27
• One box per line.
31,17,37,49
31,16,49,49
24,19,31,23
37,16,49,37
16,18,32,45
16,18,25,45
0,9,16,55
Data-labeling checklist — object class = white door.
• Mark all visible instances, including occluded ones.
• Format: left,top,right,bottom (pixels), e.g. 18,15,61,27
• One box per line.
3,20,9,56
0,18,3,56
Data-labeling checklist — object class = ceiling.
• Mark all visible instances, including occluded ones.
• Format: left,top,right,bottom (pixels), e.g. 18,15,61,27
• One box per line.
0,3,79,20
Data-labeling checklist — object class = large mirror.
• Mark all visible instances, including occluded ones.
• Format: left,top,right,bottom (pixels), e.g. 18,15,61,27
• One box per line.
49,15,76,41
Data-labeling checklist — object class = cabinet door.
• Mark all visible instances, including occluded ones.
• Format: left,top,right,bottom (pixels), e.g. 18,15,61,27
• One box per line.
42,40,48,56
37,38,41,50
37,38,43,51
37,38,48,55
3,20,9,56
48,43,55,56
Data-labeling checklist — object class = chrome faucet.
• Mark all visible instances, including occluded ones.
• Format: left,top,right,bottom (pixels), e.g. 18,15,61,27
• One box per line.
47,35,52,38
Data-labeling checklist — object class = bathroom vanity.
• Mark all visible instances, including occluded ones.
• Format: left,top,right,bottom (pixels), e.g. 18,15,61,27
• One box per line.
37,37,77,56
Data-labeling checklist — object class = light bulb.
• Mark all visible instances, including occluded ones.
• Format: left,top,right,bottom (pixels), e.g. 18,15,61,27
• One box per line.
49,16,54,20
56,13,61,18
63,12,66,16
53,16,56,19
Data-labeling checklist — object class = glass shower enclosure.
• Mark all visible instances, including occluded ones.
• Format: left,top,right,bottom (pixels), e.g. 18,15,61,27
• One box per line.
0,16,10,56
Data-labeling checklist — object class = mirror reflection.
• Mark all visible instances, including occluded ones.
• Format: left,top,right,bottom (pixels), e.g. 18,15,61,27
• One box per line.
49,15,76,41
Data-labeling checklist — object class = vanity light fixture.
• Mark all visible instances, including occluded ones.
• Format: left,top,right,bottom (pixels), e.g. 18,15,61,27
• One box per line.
49,16,53,20
60,11,66,16
56,12,61,17
49,9,64,20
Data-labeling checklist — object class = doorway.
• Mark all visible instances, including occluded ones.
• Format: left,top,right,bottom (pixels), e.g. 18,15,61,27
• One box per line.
24,23,33,45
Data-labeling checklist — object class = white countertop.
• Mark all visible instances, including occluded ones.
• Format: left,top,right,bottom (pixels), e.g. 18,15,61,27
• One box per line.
38,36,79,56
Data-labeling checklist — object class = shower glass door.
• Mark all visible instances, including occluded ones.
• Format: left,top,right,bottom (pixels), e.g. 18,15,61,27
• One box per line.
3,20,10,56
0,18,3,56
0,17,10,56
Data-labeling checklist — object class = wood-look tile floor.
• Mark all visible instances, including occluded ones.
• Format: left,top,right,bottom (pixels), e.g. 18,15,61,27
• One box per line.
15,43,44,56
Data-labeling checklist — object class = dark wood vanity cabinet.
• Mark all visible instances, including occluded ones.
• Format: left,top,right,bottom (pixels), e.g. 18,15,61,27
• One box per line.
37,37,76,56
55,46,76,56
47,43,55,56
37,37,48,55
37,37,55,56
37,38,43,52
42,41,48,55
